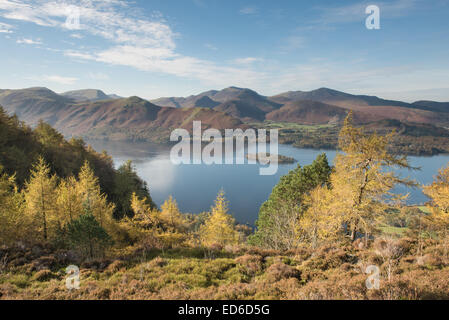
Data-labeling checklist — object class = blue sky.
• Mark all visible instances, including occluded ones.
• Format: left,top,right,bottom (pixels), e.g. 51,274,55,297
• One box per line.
0,0,448,101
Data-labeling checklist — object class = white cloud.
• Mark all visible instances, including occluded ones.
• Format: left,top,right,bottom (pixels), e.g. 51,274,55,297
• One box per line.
232,57,263,65
25,74,78,85
239,6,257,15
70,33,83,39
43,74,78,85
0,0,264,86
16,37,42,45
0,21,13,33
204,43,218,51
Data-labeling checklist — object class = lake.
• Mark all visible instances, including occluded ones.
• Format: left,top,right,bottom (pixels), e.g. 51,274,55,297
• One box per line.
88,140,449,225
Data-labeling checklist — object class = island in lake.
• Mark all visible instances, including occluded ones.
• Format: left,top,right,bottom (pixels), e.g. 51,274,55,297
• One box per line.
246,153,296,164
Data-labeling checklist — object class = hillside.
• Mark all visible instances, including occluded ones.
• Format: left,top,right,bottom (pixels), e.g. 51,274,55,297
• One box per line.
2,86,449,151
0,87,73,126
269,88,449,126
0,88,245,143
61,89,111,102
413,100,449,113
270,87,412,108
265,100,349,125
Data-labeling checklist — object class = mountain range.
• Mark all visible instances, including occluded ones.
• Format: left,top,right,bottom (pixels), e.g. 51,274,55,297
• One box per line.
0,86,448,143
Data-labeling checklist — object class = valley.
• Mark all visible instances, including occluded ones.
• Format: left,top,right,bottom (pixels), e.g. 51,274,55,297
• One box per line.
1,86,449,155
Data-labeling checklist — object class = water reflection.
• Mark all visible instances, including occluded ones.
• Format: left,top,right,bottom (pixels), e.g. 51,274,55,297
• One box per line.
87,140,449,225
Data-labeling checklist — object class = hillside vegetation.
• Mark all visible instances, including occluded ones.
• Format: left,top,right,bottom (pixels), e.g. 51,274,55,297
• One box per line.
1,111,448,300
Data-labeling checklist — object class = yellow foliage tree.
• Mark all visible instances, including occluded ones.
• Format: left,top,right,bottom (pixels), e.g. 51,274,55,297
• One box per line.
23,157,58,241
298,185,340,248
56,176,82,224
76,161,115,229
124,192,161,244
160,196,184,230
158,196,186,248
423,163,449,242
199,190,239,247
0,167,27,245
299,113,415,244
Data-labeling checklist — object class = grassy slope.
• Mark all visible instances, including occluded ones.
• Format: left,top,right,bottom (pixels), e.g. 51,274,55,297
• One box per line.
1,239,448,300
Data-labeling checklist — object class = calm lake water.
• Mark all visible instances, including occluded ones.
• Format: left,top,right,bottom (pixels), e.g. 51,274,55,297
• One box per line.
89,141,449,225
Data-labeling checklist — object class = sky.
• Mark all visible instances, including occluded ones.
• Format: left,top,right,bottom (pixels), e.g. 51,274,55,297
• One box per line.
0,0,448,102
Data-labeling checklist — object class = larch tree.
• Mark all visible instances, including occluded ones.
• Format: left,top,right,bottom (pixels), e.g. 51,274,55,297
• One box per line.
423,163,449,252
56,176,82,224
124,192,161,244
23,156,58,241
320,113,415,242
158,196,186,248
297,185,340,248
0,166,26,245
199,190,239,247
76,160,115,229
160,196,184,230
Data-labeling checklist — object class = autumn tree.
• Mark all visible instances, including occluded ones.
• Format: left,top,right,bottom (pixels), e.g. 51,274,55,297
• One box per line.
297,185,340,248
56,176,81,224
23,157,58,241
423,163,449,254
122,192,161,245
157,196,186,248
160,196,184,230
76,161,115,229
199,190,239,247
0,166,27,245
249,154,332,250
301,113,415,244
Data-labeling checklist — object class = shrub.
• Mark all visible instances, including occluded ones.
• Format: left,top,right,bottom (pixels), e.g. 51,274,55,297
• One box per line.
265,263,300,281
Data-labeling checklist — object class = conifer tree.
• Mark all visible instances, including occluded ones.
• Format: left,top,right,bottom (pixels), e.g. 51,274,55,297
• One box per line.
160,196,184,230
249,154,332,249
56,176,82,224
302,113,415,244
0,166,26,245
23,156,57,241
76,160,115,229
199,190,239,247
423,163,449,248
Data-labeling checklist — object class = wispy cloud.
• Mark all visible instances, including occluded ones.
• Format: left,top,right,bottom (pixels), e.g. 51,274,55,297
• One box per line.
25,74,78,85
43,74,78,85
239,6,257,15
204,43,218,51
313,0,417,25
1,0,264,86
70,33,83,39
232,57,264,65
16,37,42,45
0,21,13,33
280,35,305,53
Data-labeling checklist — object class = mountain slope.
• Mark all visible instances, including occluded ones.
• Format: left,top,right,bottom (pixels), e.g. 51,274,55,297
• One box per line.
269,87,412,108
61,89,113,102
412,100,449,113
269,88,449,126
0,88,245,142
265,100,349,124
0,87,72,125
